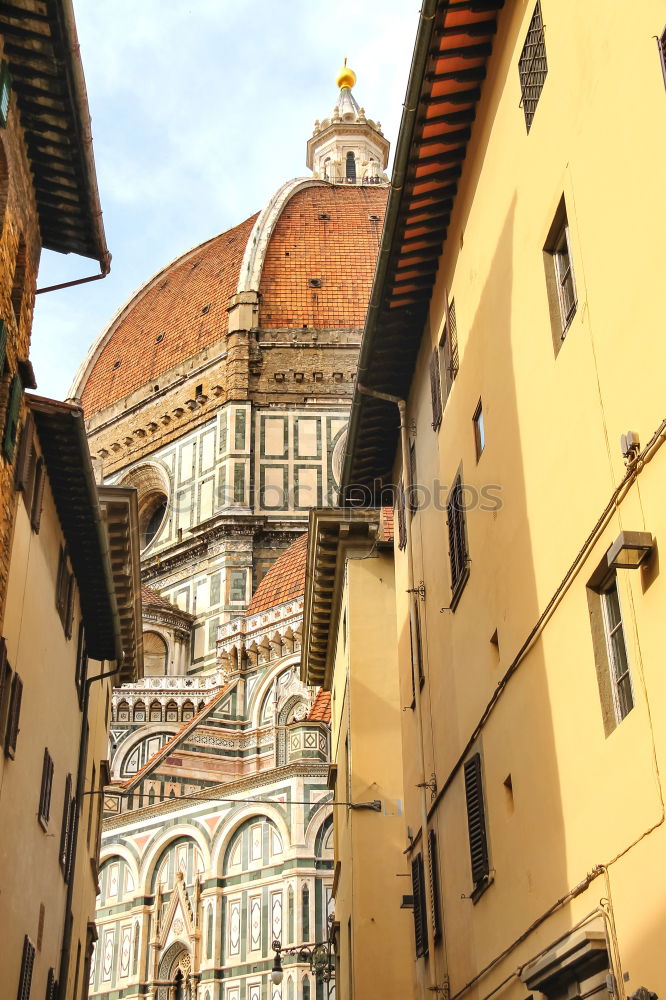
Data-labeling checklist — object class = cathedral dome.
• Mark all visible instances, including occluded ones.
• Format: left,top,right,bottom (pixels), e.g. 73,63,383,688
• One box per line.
74,183,387,416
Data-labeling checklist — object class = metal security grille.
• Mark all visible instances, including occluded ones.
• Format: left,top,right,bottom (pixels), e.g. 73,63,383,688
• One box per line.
518,2,548,132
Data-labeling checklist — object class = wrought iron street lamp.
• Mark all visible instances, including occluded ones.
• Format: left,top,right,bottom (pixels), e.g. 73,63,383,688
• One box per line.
270,928,335,986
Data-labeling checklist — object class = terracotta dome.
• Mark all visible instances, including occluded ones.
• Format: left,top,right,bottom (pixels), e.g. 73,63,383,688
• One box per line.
75,183,388,417
248,533,308,614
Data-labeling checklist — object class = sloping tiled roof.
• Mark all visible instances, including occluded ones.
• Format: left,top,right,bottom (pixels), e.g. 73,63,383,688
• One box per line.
379,506,394,543
248,533,308,615
141,585,194,620
259,184,388,328
122,686,229,789
307,690,331,724
80,213,258,414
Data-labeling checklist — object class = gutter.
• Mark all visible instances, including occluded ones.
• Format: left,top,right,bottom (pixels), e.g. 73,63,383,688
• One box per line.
340,0,438,493
54,0,111,272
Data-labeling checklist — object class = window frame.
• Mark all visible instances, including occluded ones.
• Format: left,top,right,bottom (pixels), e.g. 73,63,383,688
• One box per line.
658,26,666,87
472,399,485,461
543,197,578,353
600,580,634,725
518,1,548,132
0,60,11,128
463,751,491,902
38,748,55,829
446,473,470,610
17,935,35,1000
439,297,459,405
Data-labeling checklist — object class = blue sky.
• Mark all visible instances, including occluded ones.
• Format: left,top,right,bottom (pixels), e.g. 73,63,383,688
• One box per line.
31,1,419,400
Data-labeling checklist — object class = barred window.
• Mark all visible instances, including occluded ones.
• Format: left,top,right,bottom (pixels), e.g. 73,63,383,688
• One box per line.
446,475,469,608
17,936,35,1000
518,2,547,132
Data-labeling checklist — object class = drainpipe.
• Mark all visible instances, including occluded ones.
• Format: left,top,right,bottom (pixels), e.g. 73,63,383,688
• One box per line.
357,384,437,995
57,657,124,1000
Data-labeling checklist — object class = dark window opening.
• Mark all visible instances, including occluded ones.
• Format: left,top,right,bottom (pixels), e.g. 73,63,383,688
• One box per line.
346,151,356,182
411,852,428,957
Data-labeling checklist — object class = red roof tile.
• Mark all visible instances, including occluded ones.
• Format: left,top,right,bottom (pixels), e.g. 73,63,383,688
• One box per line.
307,689,331,723
81,214,258,414
259,185,388,329
248,533,308,614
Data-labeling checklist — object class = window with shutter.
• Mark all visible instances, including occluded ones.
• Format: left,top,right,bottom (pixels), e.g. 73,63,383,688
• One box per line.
408,442,419,514
439,298,459,405
446,474,470,608
658,26,666,86
3,372,23,462
411,853,428,958
429,347,442,431
0,318,7,373
38,748,55,828
75,623,87,704
0,637,9,733
64,572,76,639
428,829,442,942
30,457,45,533
64,795,77,883
14,411,35,497
5,671,23,758
396,481,407,551
17,935,35,1000
464,752,490,898
59,773,72,875
55,547,68,617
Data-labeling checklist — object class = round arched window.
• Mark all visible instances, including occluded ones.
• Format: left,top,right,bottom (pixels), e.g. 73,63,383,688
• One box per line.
118,463,170,550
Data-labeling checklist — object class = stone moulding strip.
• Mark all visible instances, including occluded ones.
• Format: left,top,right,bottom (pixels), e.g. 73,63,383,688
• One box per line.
102,761,329,830
237,177,328,294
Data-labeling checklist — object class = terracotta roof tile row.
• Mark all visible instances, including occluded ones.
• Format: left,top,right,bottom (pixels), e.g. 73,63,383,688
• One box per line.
81,214,258,414
247,533,308,614
307,689,331,724
258,185,387,329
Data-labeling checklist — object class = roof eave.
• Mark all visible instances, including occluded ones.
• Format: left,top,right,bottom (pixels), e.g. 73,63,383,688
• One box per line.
340,0,504,497
301,509,382,689
29,393,121,662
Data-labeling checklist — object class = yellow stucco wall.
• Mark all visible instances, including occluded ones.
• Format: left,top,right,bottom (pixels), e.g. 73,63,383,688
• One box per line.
388,1,666,998
0,454,112,999
329,548,415,1000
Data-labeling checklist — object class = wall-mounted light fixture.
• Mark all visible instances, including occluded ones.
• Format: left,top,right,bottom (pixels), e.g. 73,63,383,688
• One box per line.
271,921,335,986
607,530,654,571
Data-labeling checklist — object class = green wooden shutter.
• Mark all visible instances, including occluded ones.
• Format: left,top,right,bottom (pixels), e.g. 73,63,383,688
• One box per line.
0,62,11,127
464,752,490,889
3,373,22,462
0,319,7,374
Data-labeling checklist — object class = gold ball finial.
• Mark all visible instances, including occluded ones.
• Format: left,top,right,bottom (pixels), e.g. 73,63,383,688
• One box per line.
336,57,356,90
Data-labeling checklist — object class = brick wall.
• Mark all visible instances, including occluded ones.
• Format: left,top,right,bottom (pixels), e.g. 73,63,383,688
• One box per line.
0,45,44,626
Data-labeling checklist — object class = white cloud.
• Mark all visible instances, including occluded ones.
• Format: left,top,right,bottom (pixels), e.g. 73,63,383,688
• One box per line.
31,0,419,399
